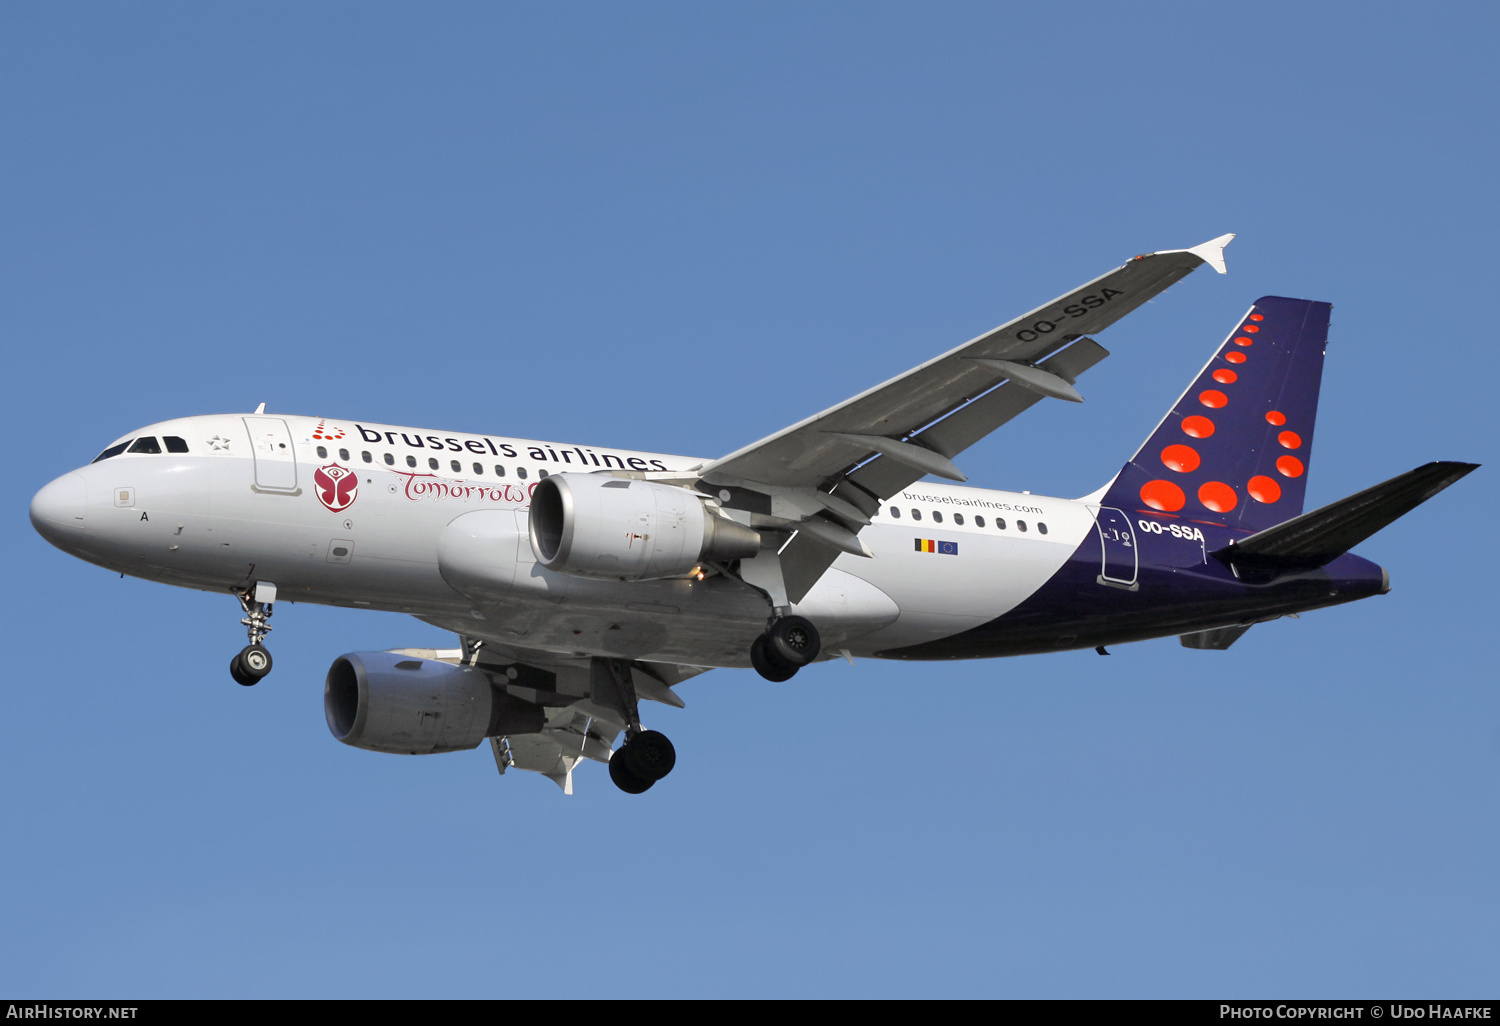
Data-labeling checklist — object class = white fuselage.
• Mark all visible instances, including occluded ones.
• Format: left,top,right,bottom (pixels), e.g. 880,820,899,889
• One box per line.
32,413,1099,666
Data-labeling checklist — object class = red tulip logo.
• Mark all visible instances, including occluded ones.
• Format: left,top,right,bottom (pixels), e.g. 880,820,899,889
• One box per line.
314,463,358,512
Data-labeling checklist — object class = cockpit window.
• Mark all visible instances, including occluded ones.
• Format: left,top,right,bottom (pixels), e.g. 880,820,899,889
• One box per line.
164,436,189,453
128,437,162,454
92,441,131,463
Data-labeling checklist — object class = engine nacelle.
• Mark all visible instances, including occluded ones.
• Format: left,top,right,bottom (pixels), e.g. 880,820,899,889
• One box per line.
325,651,544,755
529,473,760,580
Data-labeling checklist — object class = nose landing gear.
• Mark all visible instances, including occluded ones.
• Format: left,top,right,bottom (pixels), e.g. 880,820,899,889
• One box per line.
750,615,821,682
230,582,277,686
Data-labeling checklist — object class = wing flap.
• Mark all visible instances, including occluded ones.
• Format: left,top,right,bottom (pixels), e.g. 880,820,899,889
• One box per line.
842,337,1110,507
443,640,705,791
781,532,847,605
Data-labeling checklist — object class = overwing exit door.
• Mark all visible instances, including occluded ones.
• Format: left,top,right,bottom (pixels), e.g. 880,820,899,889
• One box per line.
243,417,299,493
1089,506,1138,590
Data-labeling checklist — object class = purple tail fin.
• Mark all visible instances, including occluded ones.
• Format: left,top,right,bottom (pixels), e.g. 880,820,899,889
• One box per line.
1099,296,1330,533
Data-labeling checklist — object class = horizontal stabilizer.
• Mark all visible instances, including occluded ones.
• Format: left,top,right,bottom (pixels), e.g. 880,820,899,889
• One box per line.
1215,461,1479,572
1180,623,1253,650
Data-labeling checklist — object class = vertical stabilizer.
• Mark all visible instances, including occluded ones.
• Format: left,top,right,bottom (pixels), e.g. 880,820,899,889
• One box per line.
1100,297,1331,533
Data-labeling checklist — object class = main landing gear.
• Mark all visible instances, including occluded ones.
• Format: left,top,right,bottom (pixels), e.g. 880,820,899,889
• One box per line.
602,659,678,794
609,730,677,794
750,615,821,682
230,583,277,687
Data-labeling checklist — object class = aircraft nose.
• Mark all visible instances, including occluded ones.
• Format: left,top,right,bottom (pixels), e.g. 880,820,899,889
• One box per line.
30,472,87,542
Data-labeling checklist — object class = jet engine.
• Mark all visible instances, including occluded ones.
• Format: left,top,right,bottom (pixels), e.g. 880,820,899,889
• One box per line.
529,473,760,581
325,651,544,755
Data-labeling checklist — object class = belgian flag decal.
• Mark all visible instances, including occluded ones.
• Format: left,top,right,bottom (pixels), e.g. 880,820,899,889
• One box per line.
915,539,959,555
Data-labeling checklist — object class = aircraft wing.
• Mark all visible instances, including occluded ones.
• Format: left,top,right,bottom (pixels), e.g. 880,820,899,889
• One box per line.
697,235,1233,601
396,642,707,793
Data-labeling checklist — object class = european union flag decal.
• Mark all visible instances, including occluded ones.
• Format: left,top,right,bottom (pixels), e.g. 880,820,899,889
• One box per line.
915,539,959,555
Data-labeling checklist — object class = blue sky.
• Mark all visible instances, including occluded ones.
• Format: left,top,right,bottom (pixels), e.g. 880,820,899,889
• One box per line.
4,2,1497,997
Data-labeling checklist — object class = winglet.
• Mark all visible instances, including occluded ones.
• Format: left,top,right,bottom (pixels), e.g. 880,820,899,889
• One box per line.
1184,233,1234,274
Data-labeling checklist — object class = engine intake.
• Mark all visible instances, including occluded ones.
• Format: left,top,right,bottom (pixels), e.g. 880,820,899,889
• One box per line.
529,473,760,580
325,651,544,755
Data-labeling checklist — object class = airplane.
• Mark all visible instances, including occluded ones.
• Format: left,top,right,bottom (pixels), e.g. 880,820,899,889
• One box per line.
29,235,1478,794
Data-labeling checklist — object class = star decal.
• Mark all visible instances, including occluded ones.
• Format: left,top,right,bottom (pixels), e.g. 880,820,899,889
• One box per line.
208,435,232,451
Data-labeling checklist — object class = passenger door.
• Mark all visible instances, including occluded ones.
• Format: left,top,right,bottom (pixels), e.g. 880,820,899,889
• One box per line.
243,417,298,493
1088,506,1138,590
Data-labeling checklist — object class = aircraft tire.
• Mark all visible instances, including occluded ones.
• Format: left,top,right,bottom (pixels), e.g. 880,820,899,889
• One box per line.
609,754,655,794
751,635,798,682
229,653,258,687
619,730,676,782
238,644,273,680
767,615,820,667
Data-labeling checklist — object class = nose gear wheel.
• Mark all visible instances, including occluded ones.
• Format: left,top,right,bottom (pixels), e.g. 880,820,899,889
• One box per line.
230,644,272,686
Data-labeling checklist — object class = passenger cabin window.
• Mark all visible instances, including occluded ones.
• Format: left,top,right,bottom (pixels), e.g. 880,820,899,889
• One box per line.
995,518,1007,530
406,455,417,468
428,457,439,470
164,436,189,453
362,451,372,463
953,513,964,525
539,469,549,478
494,465,506,477
517,467,528,480
92,441,131,463
473,462,483,475
383,453,394,466
451,460,462,473
1038,523,1048,535
317,446,328,459
339,448,350,461
975,515,986,528
889,506,900,519
1017,520,1028,532
932,511,943,523
910,509,921,520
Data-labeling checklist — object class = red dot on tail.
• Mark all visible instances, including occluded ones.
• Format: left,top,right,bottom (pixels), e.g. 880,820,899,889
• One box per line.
1199,390,1228,409
1225,351,1247,364
1247,476,1282,503
1266,410,1286,426
1141,480,1186,512
1278,430,1302,449
1277,455,1305,477
1198,481,1238,513
1161,444,1201,473
1181,415,1215,438
1249,314,1264,321
1234,337,1254,346
1243,325,1260,333
1213,369,1238,384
